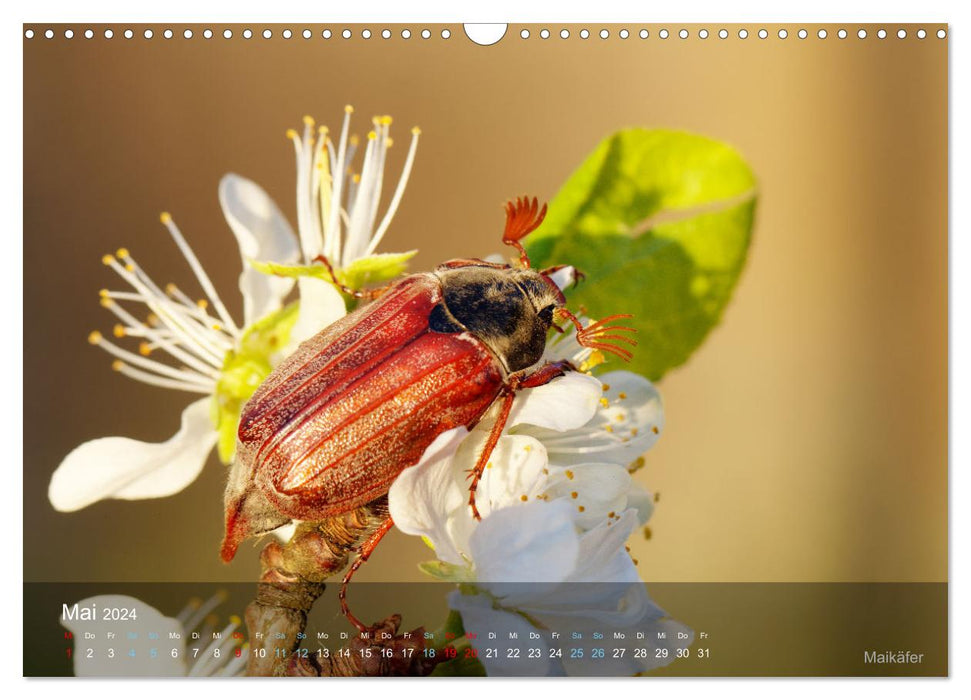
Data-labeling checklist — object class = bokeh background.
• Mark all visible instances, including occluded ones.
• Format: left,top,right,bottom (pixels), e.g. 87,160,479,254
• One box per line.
24,24,947,585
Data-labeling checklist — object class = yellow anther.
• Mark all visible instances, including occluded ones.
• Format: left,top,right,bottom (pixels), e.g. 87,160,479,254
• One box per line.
139,342,152,356
165,283,178,295
630,456,646,472
380,115,393,126
160,212,172,224
520,495,528,502
616,413,626,422
99,288,110,298
285,128,298,140
196,299,209,310
570,491,578,499
578,506,586,513
565,470,574,480
124,264,135,272
604,424,614,433
116,247,129,258
486,461,493,470
318,125,328,135
102,254,115,266
599,398,610,408
411,126,421,135
99,298,113,309
654,492,660,502
212,323,222,331
113,324,126,338
652,426,659,434
523,444,532,452
349,134,360,146
367,130,377,141
229,614,242,626
344,104,354,114
87,331,103,345
146,314,159,326
608,511,616,518
303,115,315,127
186,597,203,609
111,360,123,371
602,384,611,391
618,392,627,399
352,174,361,184
385,137,394,148
631,428,639,436
542,468,549,475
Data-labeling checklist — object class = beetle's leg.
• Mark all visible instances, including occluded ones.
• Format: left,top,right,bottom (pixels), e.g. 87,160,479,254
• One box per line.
311,254,394,301
467,360,576,520
339,516,395,634
511,359,576,389
539,264,586,289
502,196,548,269
467,389,516,521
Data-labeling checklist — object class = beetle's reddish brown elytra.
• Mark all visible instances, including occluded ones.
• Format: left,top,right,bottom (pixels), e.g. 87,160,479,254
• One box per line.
221,197,636,632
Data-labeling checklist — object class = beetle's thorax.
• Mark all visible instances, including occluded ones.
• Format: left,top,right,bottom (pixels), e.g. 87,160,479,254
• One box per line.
432,265,563,373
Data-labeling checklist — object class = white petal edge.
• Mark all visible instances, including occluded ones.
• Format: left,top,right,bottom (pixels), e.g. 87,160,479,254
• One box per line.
470,500,580,596
49,398,217,512
219,174,300,325
507,372,603,432
388,427,470,565
287,277,348,347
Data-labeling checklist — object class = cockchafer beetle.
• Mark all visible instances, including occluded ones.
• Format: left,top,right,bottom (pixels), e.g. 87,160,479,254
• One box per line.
221,197,635,631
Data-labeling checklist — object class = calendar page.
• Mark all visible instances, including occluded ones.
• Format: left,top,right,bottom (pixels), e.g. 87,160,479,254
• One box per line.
22,21,948,678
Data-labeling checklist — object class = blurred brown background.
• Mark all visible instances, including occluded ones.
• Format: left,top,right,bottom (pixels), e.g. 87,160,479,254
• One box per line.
24,24,947,584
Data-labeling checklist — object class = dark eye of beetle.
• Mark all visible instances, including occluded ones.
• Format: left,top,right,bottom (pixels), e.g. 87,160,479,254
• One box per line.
538,305,555,324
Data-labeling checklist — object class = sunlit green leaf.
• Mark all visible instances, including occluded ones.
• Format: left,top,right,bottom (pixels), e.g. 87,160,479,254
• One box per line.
527,129,757,380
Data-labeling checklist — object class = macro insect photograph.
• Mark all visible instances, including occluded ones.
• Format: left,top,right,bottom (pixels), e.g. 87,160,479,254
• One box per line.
23,23,947,678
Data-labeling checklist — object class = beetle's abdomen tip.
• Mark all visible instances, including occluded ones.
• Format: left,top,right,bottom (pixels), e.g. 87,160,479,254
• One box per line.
220,508,248,563
219,538,239,563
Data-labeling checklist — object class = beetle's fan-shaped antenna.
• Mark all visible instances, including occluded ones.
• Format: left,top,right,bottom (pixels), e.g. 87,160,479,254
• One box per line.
556,309,638,362
503,196,548,268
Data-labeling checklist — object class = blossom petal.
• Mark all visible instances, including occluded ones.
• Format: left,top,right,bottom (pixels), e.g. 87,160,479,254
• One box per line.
388,427,470,565
449,592,555,676
507,372,602,432
625,480,655,526
522,513,656,629
219,174,300,325
470,500,579,603
529,371,664,468
287,277,347,347
545,463,632,530
49,398,217,512
62,595,185,676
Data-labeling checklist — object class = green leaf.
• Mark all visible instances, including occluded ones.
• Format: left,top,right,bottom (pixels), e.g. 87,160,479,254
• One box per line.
526,129,757,381
417,560,468,581
341,251,418,290
248,259,331,280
